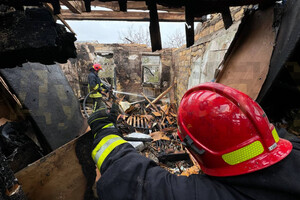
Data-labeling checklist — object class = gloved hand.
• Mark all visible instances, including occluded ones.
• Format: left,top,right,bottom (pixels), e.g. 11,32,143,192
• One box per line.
88,103,119,137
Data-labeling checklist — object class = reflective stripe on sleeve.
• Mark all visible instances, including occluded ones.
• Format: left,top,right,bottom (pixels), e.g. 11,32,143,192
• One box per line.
102,123,114,129
93,84,100,90
92,134,127,170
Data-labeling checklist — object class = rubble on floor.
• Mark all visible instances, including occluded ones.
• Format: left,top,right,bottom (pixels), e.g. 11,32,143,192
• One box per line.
83,91,201,176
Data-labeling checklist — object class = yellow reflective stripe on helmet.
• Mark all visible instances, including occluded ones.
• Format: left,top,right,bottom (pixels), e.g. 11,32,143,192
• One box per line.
91,134,127,170
272,128,280,143
102,123,114,129
222,141,264,165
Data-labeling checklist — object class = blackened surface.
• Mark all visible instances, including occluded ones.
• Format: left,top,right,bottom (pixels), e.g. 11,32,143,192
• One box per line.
0,147,27,200
0,63,88,150
75,131,98,200
257,0,300,102
0,7,76,68
0,122,43,173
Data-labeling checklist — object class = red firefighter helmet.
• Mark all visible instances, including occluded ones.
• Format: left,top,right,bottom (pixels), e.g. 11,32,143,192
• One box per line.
92,63,102,71
177,82,292,177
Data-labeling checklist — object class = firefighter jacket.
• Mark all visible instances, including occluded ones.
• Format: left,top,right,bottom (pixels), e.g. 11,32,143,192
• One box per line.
88,71,107,98
92,128,300,200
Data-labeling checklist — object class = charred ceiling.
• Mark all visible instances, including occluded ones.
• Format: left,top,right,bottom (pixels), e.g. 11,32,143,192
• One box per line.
0,3,77,68
0,0,277,59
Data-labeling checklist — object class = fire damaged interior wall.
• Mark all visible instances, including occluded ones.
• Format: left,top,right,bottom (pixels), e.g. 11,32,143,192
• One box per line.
172,7,244,103
60,43,173,101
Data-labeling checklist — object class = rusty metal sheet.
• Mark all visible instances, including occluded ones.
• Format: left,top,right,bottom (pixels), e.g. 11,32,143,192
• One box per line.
0,63,87,150
216,7,276,100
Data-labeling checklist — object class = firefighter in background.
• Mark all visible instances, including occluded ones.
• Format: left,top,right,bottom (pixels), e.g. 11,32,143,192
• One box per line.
88,63,108,112
88,82,300,200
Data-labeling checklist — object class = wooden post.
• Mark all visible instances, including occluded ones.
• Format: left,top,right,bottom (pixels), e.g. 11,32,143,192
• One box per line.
146,80,177,109
146,0,162,52
185,0,194,48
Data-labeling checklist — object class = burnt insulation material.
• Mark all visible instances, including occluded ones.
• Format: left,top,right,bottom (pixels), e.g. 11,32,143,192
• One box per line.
0,149,27,200
75,131,98,200
0,121,43,173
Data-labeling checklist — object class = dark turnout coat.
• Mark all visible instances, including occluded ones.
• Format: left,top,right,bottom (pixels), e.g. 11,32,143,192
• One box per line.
88,71,106,98
94,129,300,200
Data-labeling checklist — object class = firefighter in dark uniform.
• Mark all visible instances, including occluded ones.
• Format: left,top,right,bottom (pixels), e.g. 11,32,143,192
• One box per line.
88,82,300,200
88,63,108,112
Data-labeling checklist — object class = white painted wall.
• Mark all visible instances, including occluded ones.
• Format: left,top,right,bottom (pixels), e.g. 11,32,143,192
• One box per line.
188,22,240,89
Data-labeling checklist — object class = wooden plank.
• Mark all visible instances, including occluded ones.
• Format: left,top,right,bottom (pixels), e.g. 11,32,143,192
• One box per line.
216,7,275,100
60,10,201,22
166,116,173,125
128,116,133,126
90,1,184,12
147,0,162,51
60,0,82,13
152,111,162,117
140,116,144,128
160,104,169,114
141,92,160,112
45,3,76,34
146,80,176,108
15,135,88,200
137,116,140,128
170,112,177,118
133,115,136,127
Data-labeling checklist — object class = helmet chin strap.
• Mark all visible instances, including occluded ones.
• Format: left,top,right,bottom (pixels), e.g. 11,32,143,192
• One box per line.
183,135,205,155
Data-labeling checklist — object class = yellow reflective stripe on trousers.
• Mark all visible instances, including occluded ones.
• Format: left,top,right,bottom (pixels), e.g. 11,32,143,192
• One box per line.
222,141,264,165
92,135,127,170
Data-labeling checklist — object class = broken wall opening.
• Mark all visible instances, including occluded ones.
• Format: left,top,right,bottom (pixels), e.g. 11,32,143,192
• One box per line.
142,54,162,98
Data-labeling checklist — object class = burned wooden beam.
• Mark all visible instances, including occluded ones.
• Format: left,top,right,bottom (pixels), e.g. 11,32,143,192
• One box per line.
60,0,82,13
91,1,185,12
0,7,77,68
185,0,194,48
118,0,127,11
221,7,233,29
158,153,190,163
147,0,162,51
61,10,200,21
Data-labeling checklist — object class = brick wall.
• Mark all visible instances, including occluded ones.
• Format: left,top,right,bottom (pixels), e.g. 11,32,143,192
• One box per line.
172,7,246,104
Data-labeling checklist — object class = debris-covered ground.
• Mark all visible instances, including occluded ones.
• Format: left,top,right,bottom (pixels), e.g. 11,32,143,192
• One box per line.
83,92,201,176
